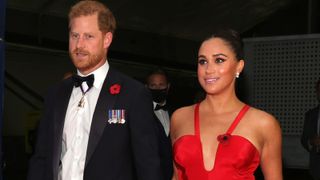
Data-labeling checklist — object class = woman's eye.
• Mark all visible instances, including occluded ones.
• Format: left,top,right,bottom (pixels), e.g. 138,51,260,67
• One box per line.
198,59,207,65
215,58,225,63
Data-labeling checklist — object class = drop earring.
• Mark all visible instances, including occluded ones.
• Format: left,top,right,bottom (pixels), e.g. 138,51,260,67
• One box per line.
236,72,240,78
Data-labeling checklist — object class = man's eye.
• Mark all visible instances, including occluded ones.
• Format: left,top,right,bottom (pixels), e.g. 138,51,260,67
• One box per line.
85,34,93,39
71,33,79,39
198,59,207,65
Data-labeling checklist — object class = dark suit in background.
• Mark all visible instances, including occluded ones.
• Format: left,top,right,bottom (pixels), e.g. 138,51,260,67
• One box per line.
153,103,174,180
146,69,174,179
302,79,320,180
301,105,320,180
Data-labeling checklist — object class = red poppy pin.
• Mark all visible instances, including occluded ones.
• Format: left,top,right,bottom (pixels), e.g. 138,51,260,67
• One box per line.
217,133,231,144
109,84,121,95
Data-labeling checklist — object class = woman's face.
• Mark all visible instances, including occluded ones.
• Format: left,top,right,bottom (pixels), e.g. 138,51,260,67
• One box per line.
197,37,244,95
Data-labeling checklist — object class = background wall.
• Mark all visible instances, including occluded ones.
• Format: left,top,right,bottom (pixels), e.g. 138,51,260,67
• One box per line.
244,34,320,168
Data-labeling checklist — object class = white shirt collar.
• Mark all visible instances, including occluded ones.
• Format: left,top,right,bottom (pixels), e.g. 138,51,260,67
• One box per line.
153,101,167,108
77,60,109,90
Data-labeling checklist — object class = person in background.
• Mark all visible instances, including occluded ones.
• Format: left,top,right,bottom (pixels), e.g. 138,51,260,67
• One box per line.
146,69,172,136
27,1,162,180
146,68,173,180
301,78,320,180
170,28,282,180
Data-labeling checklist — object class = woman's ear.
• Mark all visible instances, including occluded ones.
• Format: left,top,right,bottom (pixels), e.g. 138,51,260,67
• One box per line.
237,59,245,74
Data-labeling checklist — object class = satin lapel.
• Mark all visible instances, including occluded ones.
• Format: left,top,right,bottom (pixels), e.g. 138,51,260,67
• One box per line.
52,79,74,180
85,68,120,166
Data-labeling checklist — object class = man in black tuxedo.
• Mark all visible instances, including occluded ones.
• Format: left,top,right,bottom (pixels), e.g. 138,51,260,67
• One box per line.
301,78,320,180
27,1,162,180
146,69,173,180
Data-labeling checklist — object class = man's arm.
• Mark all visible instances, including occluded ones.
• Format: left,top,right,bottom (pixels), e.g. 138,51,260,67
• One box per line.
27,88,54,180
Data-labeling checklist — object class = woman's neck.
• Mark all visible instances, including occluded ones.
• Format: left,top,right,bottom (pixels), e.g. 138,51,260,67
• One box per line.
202,92,243,114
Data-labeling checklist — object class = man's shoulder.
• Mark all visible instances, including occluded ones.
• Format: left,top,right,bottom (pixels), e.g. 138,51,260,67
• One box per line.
44,77,73,96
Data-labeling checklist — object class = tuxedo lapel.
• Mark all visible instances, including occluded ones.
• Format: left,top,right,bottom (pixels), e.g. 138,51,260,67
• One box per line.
52,79,74,180
85,68,120,166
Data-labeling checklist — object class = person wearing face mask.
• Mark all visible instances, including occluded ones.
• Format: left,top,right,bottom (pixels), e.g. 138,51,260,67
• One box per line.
146,68,173,180
147,69,171,135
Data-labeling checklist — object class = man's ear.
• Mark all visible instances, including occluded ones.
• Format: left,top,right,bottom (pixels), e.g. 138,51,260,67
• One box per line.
104,32,113,49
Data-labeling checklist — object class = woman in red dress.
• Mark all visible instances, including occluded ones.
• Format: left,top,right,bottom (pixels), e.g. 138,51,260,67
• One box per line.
170,28,282,180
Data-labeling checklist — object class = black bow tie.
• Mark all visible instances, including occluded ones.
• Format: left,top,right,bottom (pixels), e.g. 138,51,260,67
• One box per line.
72,74,94,93
155,104,168,111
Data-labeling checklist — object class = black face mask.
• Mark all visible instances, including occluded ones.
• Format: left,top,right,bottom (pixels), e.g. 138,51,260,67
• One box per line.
149,88,168,103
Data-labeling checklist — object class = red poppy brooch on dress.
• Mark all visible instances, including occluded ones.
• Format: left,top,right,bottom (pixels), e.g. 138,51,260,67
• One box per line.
109,84,121,95
217,133,231,144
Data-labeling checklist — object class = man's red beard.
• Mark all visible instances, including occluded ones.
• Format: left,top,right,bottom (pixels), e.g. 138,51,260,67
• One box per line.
70,47,105,74
69,48,92,71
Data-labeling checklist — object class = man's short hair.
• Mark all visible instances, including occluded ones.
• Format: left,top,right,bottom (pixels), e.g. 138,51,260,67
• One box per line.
69,0,116,34
146,68,169,85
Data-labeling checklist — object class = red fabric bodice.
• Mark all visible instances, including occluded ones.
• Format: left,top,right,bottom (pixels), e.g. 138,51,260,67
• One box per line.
173,104,260,180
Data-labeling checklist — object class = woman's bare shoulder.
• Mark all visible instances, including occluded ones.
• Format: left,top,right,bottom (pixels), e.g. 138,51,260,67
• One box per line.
170,104,195,137
171,105,195,121
248,106,281,134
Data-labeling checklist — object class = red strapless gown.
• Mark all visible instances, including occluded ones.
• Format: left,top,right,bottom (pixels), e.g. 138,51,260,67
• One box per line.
173,104,260,180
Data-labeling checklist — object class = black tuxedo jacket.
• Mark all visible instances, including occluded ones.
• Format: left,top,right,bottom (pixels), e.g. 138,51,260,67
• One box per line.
152,102,175,180
28,67,162,180
301,105,320,179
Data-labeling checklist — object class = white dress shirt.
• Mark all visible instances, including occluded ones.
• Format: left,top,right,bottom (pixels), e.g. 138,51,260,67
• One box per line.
153,101,170,136
59,61,109,180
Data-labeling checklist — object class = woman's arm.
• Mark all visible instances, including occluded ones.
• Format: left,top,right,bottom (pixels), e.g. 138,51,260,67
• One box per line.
259,114,283,180
169,105,194,180
171,163,179,180
170,109,182,180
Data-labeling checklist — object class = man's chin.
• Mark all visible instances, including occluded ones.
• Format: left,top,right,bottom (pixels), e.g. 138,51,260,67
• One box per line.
72,55,89,62
72,60,88,71
76,67,91,74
